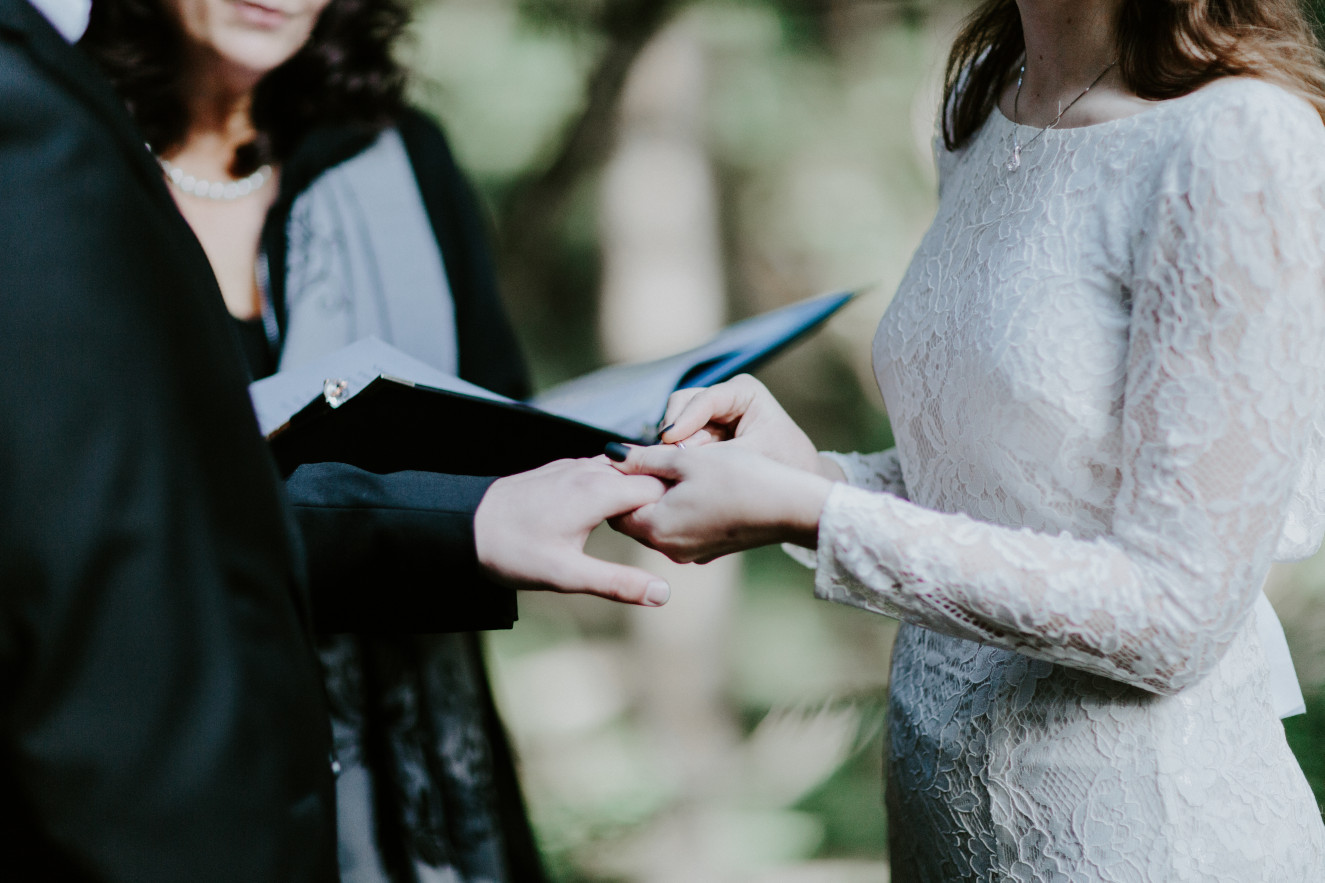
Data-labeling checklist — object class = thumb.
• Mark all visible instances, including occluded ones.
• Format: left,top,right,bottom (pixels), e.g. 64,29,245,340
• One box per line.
549,552,671,607
660,376,763,443
605,442,685,482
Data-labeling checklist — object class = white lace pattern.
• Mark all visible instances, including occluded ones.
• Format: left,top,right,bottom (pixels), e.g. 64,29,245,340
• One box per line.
815,79,1325,880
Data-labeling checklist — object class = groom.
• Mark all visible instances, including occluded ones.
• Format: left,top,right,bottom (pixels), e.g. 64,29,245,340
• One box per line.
0,1,665,880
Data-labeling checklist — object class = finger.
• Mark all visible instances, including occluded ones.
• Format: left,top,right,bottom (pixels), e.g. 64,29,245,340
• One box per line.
657,387,705,438
549,553,671,606
659,376,764,443
674,428,715,449
608,443,685,482
593,471,667,516
608,501,654,540
659,388,732,442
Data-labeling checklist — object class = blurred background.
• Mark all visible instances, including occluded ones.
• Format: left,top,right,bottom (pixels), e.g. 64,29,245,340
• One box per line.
401,1,1325,879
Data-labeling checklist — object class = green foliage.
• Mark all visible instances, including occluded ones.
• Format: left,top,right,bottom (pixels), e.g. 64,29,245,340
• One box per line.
794,734,889,859
1310,0,1325,38
1284,688,1325,813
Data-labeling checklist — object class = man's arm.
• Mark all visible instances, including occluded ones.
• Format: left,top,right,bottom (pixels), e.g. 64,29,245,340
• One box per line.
286,457,671,633
286,465,515,632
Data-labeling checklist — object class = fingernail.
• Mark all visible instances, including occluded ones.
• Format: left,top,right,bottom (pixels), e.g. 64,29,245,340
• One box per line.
604,441,631,462
645,580,671,606
658,423,675,436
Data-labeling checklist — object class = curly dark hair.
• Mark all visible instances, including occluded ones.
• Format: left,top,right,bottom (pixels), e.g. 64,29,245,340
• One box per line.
81,0,410,175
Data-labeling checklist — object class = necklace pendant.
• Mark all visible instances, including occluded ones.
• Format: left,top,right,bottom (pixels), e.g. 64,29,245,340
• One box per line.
1005,145,1021,173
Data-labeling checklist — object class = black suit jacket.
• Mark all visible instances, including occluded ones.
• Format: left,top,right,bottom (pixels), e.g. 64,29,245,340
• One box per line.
0,2,338,880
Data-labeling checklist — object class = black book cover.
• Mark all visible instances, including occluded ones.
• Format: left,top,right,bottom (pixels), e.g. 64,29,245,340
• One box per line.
256,290,855,477
268,378,630,478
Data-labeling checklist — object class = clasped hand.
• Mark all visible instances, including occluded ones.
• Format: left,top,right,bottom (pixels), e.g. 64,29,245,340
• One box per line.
607,375,839,563
473,376,839,604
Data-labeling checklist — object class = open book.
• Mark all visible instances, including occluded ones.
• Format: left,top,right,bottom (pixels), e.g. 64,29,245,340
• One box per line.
250,290,853,477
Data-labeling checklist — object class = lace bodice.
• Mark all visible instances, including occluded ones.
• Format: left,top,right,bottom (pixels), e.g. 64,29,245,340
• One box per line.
815,79,1325,880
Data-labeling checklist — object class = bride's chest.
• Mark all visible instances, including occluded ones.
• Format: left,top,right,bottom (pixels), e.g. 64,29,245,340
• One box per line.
872,168,1140,448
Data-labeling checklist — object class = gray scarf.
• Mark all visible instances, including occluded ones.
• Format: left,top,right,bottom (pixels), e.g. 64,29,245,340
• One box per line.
279,127,458,376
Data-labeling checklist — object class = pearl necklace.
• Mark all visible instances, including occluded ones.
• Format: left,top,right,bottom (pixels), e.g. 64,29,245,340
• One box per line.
157,156,273,200
1005,58,1117,172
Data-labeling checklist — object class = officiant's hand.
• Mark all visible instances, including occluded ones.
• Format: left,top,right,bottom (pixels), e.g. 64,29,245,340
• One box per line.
659,375,844,481
607,442,833,563
475,458,672,606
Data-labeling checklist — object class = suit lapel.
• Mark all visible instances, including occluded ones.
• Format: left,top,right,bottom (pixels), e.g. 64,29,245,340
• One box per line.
0,0,176,203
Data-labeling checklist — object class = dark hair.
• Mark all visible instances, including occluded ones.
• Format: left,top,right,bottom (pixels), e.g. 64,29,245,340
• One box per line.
942,0,1325,151
81,0,410,174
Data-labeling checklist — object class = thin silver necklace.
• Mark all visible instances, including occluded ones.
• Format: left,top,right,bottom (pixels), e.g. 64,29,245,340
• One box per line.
1005,58,1118,172
157,156,273,201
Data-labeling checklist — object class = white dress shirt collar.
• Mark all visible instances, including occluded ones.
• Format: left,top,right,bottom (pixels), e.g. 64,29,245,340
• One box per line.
27,0,92,42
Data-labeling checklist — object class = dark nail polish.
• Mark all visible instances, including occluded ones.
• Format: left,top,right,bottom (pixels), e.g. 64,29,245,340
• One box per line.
658,423,675,437
604,441,631,462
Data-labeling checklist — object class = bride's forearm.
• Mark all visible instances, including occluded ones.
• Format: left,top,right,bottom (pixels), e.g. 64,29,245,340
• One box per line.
774,467,835,549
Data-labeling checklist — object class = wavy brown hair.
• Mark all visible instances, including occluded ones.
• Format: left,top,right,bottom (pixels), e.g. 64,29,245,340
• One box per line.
81,0,410,174
942,0,1325,150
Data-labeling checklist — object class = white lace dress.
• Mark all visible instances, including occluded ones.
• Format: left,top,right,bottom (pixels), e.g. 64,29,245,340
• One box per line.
814,78,1325,880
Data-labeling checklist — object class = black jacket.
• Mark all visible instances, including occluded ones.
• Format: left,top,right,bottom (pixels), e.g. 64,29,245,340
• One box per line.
0,3,335,880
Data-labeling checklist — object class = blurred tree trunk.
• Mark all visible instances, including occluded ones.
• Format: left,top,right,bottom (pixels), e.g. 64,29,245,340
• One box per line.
598,30,725,360
597,17,744,881
494,0,685,355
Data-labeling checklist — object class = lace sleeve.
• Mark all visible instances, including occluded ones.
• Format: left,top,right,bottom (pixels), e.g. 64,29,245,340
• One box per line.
814,87,1325,695
824,449,909,499
782,449,909,569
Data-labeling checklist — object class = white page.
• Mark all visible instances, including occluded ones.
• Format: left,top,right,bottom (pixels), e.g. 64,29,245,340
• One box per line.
528,352,701,441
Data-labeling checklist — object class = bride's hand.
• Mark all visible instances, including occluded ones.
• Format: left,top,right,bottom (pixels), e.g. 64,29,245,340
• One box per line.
607,441,833,563
658,375,842,480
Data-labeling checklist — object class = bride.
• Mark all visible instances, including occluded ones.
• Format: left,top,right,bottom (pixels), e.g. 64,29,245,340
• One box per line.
608,0,1325,878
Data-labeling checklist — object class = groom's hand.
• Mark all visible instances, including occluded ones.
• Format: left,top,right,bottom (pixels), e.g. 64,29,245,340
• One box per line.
474,458,671,606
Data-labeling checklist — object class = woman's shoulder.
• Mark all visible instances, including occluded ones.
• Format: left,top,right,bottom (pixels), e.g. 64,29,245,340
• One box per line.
1162,77,1325,154
392,107,464,168
1140,77,1325,193
279,110,463,192
392,107,450,146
